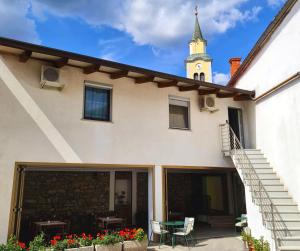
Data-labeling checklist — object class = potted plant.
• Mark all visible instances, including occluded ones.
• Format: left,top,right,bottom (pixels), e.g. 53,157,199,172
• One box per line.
29,233,47,251
241,230,249,248
93,232,122,251
0,235,27,251
78,233,94,251
247,237,255,251
121,228,147,251
253,238,262,251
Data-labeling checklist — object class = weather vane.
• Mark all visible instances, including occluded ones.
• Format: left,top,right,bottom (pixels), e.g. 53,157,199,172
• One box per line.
195,5,198,16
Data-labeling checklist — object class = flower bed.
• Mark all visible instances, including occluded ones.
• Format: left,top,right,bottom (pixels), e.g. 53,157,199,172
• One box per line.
0,228,147,251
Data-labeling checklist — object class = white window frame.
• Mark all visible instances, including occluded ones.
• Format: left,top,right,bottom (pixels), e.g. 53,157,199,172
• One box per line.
83,81,113,122
168,95,191,130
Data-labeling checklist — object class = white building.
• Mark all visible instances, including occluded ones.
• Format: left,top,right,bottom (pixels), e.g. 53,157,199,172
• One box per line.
0,0,299,250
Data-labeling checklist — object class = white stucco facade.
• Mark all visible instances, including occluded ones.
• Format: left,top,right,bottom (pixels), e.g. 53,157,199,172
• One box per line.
235,0,300,244
0,52,245,242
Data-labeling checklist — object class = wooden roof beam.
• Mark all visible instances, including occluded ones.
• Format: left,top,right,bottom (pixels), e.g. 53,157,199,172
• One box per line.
134,76,154,84
54,57,68,68
234,94,252,101
198,89,219,95
216,92,236,98
110,70,129,79
19,50,32,62
83,64,101,74
179,85,199,92
157,80,178,88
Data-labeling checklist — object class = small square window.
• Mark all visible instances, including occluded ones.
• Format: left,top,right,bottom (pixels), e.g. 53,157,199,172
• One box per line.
169,97,190,129
84,85,112,121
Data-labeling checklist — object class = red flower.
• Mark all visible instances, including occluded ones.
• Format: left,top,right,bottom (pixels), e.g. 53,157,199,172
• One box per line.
50,240,57,246
68,239,75,244
53,235,61,241
18,242,26,249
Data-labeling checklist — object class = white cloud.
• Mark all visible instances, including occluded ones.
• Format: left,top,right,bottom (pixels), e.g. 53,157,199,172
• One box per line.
28,0,262,47
213,72,230,85
0,0,40,43
267,0,286,7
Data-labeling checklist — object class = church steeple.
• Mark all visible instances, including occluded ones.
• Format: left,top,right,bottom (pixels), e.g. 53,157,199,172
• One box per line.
192,6,204,41
185,6,212,82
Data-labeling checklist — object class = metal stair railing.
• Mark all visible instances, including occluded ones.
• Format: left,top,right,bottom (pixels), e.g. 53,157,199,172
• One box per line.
220,122,290,249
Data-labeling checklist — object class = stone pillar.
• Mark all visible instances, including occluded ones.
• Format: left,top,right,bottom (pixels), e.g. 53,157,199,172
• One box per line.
109,171,115,211
148,168,154,237
154,165,164,221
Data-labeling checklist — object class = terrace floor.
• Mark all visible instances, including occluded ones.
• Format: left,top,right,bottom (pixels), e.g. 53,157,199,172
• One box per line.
148,227,247,251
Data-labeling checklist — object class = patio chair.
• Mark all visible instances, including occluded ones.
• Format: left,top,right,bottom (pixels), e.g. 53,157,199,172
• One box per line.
148,220,169,248
235,214,247,232
175,217,195,245
172,222,193,248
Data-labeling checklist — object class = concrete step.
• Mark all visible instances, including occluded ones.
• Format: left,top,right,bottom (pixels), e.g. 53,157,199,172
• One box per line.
265,213,300,220
268,204,298,212
259,179,282,185
280,236,300,246
252,164,273,169
273,228,300,236
279,246,300,251
255,197,294,205
244,149,262,154
251,184,286,192
268,191,290,197
245,168,275,174
267,220,300,228
236,158,269,164
252,191,289,198
243,173,278,179
259,204,299,213
246,154,265,159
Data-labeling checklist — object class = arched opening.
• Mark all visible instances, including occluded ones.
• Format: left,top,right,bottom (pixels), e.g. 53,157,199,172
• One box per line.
193,73,199,80
200,73,205,81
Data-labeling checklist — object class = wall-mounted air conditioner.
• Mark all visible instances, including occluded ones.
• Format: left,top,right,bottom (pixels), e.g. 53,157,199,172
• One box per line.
40,66,64,90
199,95,219,113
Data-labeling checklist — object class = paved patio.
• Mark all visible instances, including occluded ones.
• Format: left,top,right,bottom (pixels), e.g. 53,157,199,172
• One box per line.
148,228,247,251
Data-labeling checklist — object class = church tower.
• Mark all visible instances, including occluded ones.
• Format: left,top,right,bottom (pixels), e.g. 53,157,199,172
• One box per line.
186,7,212,82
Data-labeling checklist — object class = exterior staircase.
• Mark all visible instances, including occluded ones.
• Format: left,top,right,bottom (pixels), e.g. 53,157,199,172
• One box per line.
220,123,300,251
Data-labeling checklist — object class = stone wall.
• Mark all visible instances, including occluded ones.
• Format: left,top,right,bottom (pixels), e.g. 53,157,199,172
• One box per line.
21,171,109,236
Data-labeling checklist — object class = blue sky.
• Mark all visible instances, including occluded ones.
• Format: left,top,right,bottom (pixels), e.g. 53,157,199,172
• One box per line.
0,0,286,84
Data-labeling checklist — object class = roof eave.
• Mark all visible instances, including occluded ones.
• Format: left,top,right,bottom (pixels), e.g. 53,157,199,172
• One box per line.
227,0,298,87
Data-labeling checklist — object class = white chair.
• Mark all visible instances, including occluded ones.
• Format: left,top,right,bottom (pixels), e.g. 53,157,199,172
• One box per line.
172,222,193,248
176,217,195,232
235,214,247,231
148,220,169,248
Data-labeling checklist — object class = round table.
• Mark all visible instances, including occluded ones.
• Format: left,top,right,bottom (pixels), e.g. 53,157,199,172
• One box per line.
161,221,184,233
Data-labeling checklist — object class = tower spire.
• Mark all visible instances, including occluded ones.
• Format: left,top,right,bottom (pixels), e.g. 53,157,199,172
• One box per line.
192,5,204,41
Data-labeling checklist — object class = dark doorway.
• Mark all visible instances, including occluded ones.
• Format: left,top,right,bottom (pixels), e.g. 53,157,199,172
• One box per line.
228,107,244,146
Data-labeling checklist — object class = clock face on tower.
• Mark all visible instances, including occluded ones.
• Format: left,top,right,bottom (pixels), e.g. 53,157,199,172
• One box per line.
196,63,202,70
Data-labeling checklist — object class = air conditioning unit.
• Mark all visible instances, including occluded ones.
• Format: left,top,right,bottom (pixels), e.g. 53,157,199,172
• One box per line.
40,66,64,90
199,95,219,113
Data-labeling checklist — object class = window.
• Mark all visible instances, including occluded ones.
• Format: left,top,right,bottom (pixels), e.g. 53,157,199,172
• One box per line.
84,84,112,121
169,96,190,129
200,72,205,81
193,73,199,80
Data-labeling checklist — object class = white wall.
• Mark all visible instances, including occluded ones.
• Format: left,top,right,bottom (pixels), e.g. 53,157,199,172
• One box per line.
0,53,244,242
235,0,300,242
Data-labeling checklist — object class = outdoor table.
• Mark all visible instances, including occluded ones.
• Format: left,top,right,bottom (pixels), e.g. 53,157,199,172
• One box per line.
34,220,67,235
236,216,247,221
161,221,184,233
97,217,125,230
